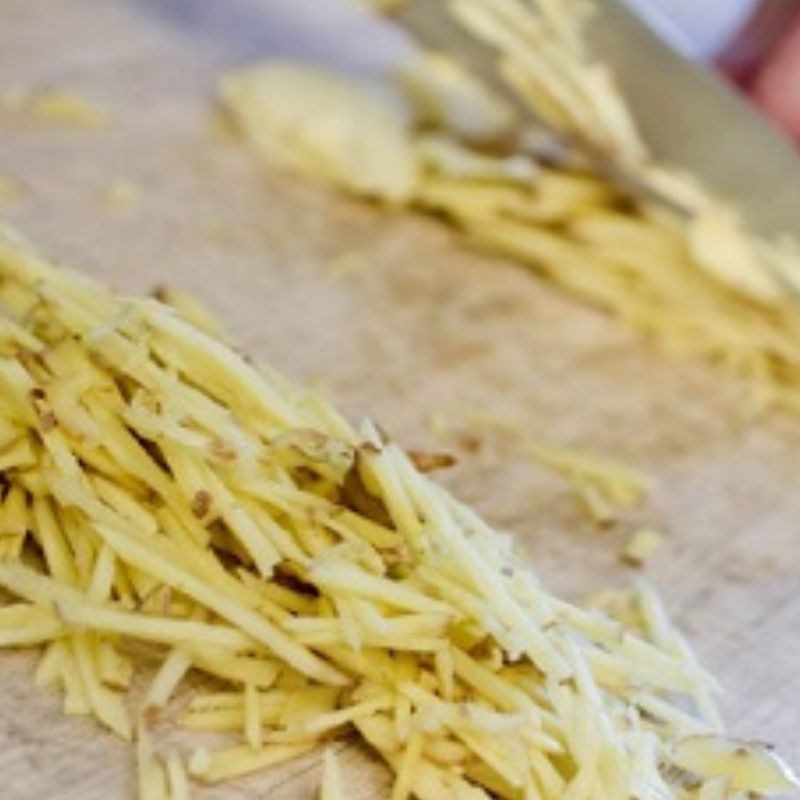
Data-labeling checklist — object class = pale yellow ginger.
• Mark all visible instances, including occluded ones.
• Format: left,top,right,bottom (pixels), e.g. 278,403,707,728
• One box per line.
528,441,652,525
394,52,515,139
0,225,795,800
0,177,21,205
621,527,665,567
222,0,800,423
103,180,140,209
2,86,106,127
221,62,417,203
319,749,346,800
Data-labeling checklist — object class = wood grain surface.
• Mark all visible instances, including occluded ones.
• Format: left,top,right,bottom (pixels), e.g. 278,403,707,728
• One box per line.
0,1,798,797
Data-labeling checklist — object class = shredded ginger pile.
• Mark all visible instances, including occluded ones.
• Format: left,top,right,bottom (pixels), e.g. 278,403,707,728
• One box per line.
0,226,796,799
222,0,800,424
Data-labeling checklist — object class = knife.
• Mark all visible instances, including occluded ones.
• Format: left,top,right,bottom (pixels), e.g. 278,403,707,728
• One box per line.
391,0,800,238
387,0,692,217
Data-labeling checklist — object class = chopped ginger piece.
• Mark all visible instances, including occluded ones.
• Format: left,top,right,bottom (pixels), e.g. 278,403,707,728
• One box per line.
0,223,794,800
319,749,346,800
621,528,665,567
3,87,106,126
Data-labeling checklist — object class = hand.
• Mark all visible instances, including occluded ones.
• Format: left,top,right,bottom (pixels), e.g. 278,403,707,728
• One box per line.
750,14,800,141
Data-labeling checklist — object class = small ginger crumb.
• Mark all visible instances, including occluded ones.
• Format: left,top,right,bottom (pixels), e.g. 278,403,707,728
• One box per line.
427,412,451,440
621,528,665,567
191,490,212,519
528,442,652,527
3,87,107,127
408,450,457,473
187,747,211,777
29,90,106,126
103,180,139,208
0,176,21,204
327,250,367,280
462,410,521,435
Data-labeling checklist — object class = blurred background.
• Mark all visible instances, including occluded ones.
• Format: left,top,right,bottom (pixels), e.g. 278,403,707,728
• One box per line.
625,0,800,141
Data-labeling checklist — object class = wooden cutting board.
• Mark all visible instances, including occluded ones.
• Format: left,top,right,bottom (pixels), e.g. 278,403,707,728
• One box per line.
0,1,798,797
